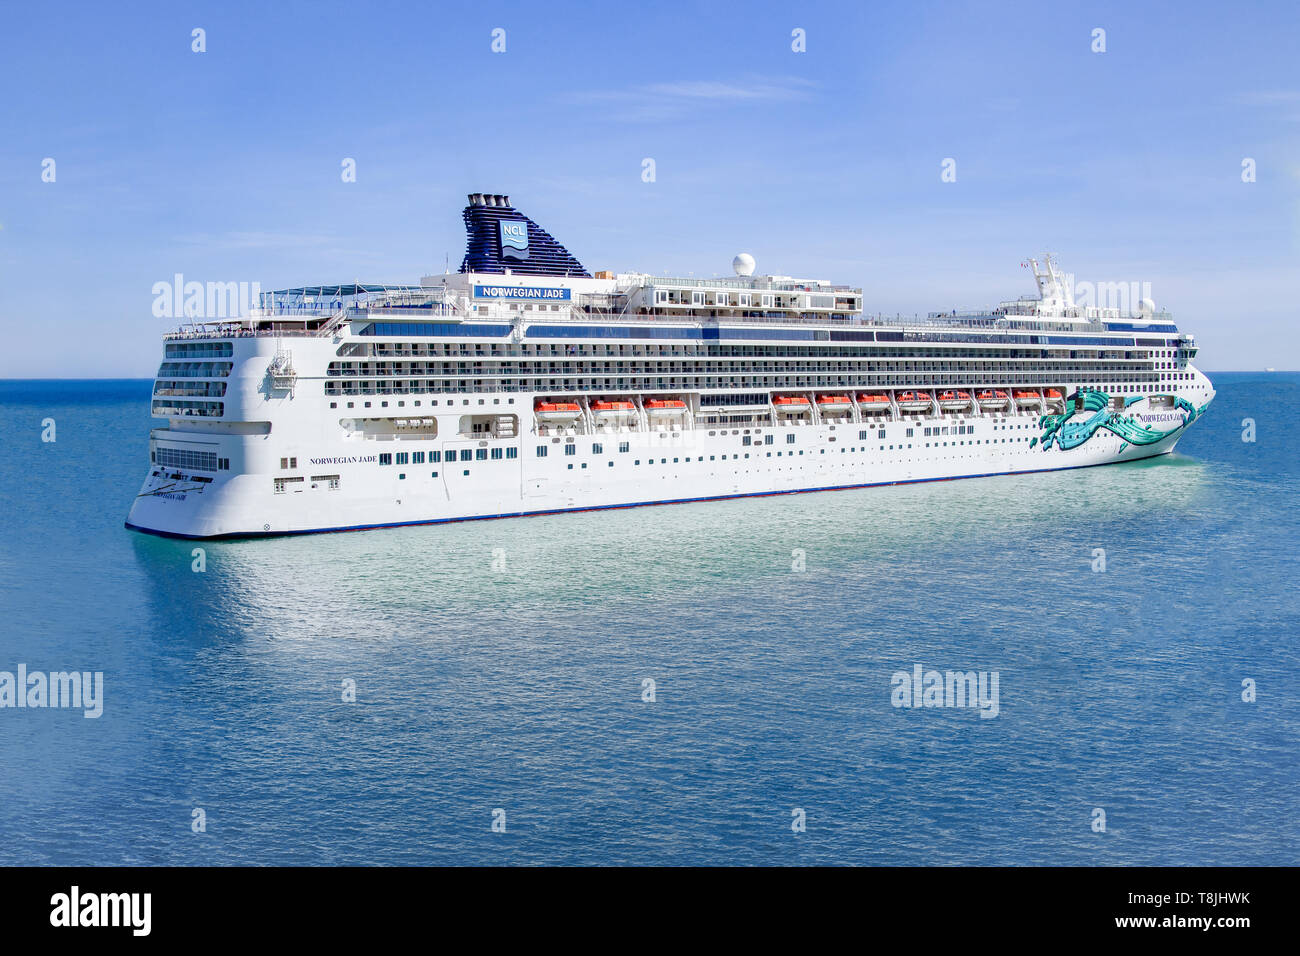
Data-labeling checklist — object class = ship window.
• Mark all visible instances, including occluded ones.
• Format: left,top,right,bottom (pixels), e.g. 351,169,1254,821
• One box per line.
592,443,603,454
537,446,547,457
491,448,503,460
431,471,439,477
619,442,629,453
743,435,751,446
460,449,472,461
396,452,409,465
379,453,392,466
565,445,576,456
431,451,441,462
786,434,795,444
764,435,774,445
475,449,487,460
506,448,518,459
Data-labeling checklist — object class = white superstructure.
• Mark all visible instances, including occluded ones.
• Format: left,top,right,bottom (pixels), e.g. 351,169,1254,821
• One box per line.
126,193,1214,539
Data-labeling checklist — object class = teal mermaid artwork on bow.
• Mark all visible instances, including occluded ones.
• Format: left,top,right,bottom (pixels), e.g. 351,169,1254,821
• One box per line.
1030,390,1210,451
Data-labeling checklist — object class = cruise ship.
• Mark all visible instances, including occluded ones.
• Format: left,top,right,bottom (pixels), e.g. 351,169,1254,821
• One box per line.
126,193,1214,538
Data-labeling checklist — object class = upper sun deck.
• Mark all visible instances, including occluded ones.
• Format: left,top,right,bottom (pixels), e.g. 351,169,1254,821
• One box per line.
162,261,1183,345
159,196,1183,343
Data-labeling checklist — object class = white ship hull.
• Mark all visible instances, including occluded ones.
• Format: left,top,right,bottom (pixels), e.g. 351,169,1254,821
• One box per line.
127,379,1207,539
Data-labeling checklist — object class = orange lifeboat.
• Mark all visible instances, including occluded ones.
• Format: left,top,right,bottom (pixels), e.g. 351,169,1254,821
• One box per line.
644,398,687,418
534,400,582,423
815,394,852,416
590,399,636,421
856,392,890,412
1044,388,1064,400
1014,389,1042,407
895,390,933,412
772,395,811,410
938,389,972,410
977,389,1009,409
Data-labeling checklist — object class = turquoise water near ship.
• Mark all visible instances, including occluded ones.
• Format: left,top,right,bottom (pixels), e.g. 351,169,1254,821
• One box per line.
0,374,1296,865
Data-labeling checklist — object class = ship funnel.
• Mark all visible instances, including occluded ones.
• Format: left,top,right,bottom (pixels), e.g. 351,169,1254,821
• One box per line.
459,192,591,278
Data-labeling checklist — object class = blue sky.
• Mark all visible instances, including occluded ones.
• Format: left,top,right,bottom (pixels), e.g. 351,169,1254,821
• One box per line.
1,0,1297,376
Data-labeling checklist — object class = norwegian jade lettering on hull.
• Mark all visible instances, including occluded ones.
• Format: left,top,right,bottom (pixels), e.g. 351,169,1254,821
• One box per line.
1032,390,1211,452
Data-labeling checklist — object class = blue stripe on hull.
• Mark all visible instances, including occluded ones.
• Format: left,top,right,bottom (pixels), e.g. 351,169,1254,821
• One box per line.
124,448,1172,541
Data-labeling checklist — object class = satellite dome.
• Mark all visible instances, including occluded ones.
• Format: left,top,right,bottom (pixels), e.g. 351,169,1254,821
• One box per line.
732,253,755,277
1137,297,1156,315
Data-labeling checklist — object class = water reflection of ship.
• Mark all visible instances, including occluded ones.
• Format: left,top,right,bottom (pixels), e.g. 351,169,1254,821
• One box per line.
130,454,1207,628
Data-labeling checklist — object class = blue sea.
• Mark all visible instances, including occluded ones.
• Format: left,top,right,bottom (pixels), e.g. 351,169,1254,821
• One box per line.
0,374,1296,865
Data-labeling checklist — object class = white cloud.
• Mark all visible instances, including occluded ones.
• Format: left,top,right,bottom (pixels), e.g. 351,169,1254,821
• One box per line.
566,76,816,120
170,231,340,250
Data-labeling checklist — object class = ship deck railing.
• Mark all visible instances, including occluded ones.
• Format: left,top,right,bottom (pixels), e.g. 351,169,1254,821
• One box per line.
164,300,1178,340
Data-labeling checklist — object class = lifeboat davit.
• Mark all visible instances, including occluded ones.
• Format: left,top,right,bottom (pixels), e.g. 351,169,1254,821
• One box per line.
590,399,636,420
815,394,852,416
1014,389,1042,407
977,389,1009,409
895,390,933,412
938,389,972,410
856,392,890,412
534,400,582,423
644,398,687,418
772,395,811,412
